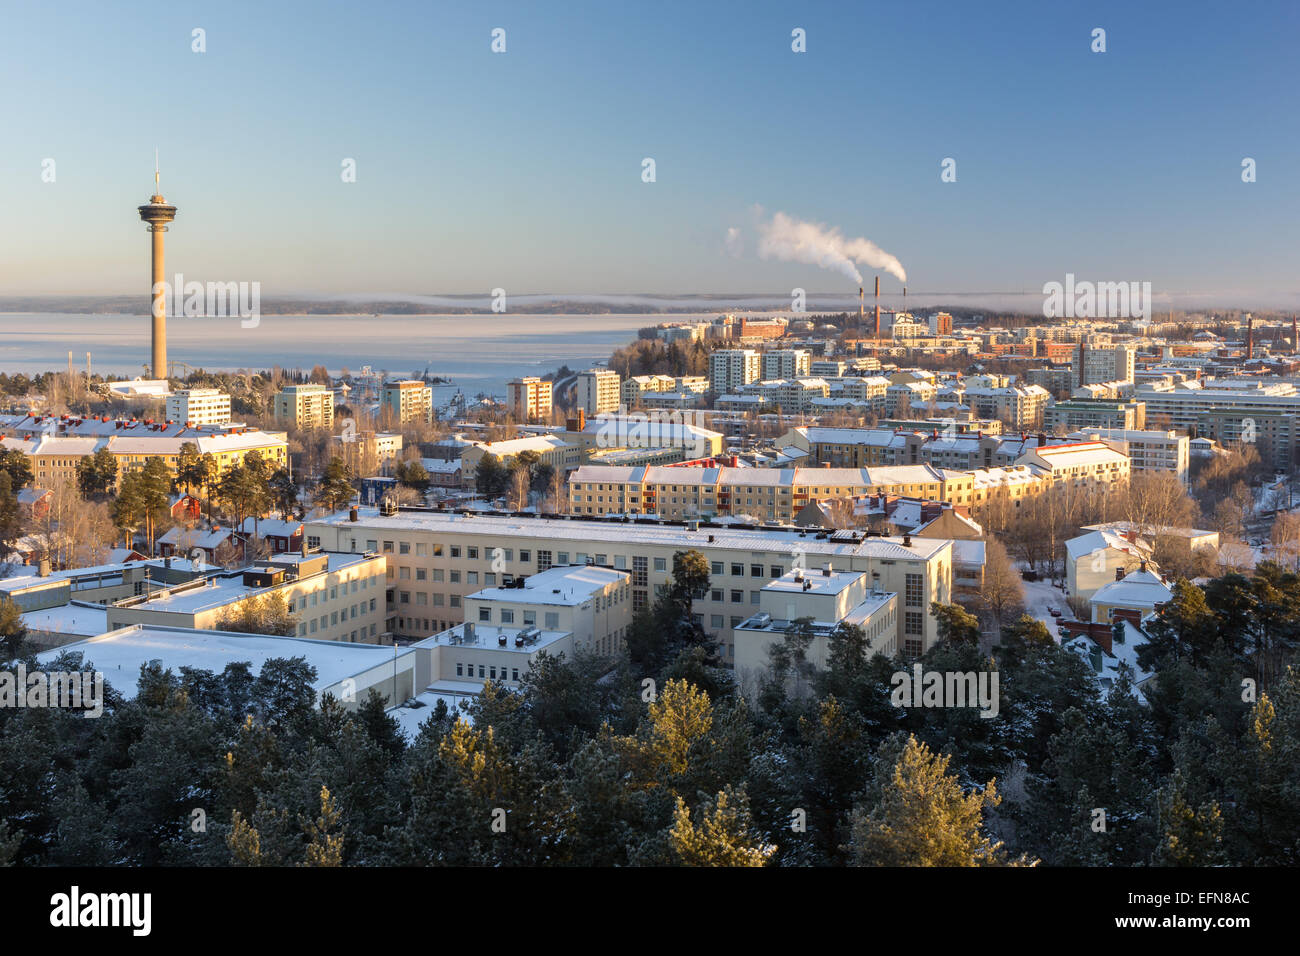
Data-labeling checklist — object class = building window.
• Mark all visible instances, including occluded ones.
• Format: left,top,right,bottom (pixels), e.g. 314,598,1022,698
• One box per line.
545,612,559,629
479,607,491,622
905,611,924,635
905,573,923,608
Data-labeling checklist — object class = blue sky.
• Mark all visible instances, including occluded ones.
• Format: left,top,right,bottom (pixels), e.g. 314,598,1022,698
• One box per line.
1,0,1296,300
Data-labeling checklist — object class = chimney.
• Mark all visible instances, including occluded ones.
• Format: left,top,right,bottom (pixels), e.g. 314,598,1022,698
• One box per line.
874,276,881,339
349,506,359,522
1116,566,1125,581
823,561,832,576
37,555,51,577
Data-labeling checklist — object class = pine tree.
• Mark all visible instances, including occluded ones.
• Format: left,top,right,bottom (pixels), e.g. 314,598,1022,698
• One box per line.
847,734,1033,867
669,786,774,867
300,786,345,866
1154,770,1226,865
227,811,263,865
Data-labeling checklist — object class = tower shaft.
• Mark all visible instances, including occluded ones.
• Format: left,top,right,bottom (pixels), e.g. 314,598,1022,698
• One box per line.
151,224,167,378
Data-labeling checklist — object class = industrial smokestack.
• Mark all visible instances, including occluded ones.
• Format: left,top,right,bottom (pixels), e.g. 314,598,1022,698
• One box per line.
1247,314,1253,360
1292,314,1297,353
859,286,864,323
874,276,881,339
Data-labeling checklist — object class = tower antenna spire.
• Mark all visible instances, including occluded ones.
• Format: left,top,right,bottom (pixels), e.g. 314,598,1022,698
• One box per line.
154,148,160,194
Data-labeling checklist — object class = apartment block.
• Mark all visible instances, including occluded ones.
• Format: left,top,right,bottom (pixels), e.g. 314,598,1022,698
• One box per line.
1017,441,1131,488
575,369,622,416
273,383,335,430
1045,399,1146,432
166,388,232,427
381,380,434,425
709,349,761,395
1073,344,1137,386
965,384,1051,429
1067,429,1189,483
0,414,288,488
762,349,812,381
507,377,554,423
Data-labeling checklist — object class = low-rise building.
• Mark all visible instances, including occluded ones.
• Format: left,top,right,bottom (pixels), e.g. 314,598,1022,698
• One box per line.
102,551,388,644
307,508,954,661
733,567,898,694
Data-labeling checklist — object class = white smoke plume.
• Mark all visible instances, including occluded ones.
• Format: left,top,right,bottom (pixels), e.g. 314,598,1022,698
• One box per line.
755,211,907,285
724,226,743,258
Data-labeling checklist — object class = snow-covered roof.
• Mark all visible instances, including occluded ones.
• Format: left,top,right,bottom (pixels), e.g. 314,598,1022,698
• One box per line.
22,602,108,636
1063,619,1154,699
469,564,626,606
39,625,408,699
312,507,951,562
1090,568,1173,609
1066,529,1150,562
239,517,303,538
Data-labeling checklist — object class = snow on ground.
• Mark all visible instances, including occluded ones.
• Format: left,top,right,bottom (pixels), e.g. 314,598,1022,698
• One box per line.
1019,578,1069,642
387,690,472,740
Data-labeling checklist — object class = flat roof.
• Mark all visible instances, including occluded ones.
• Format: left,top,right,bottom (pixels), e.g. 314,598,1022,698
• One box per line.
763,569,864,596
123,552,376,614
38,625,410,699
22,603,108,636
470,564,627,606
313,508,950,562
417,622,570,654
